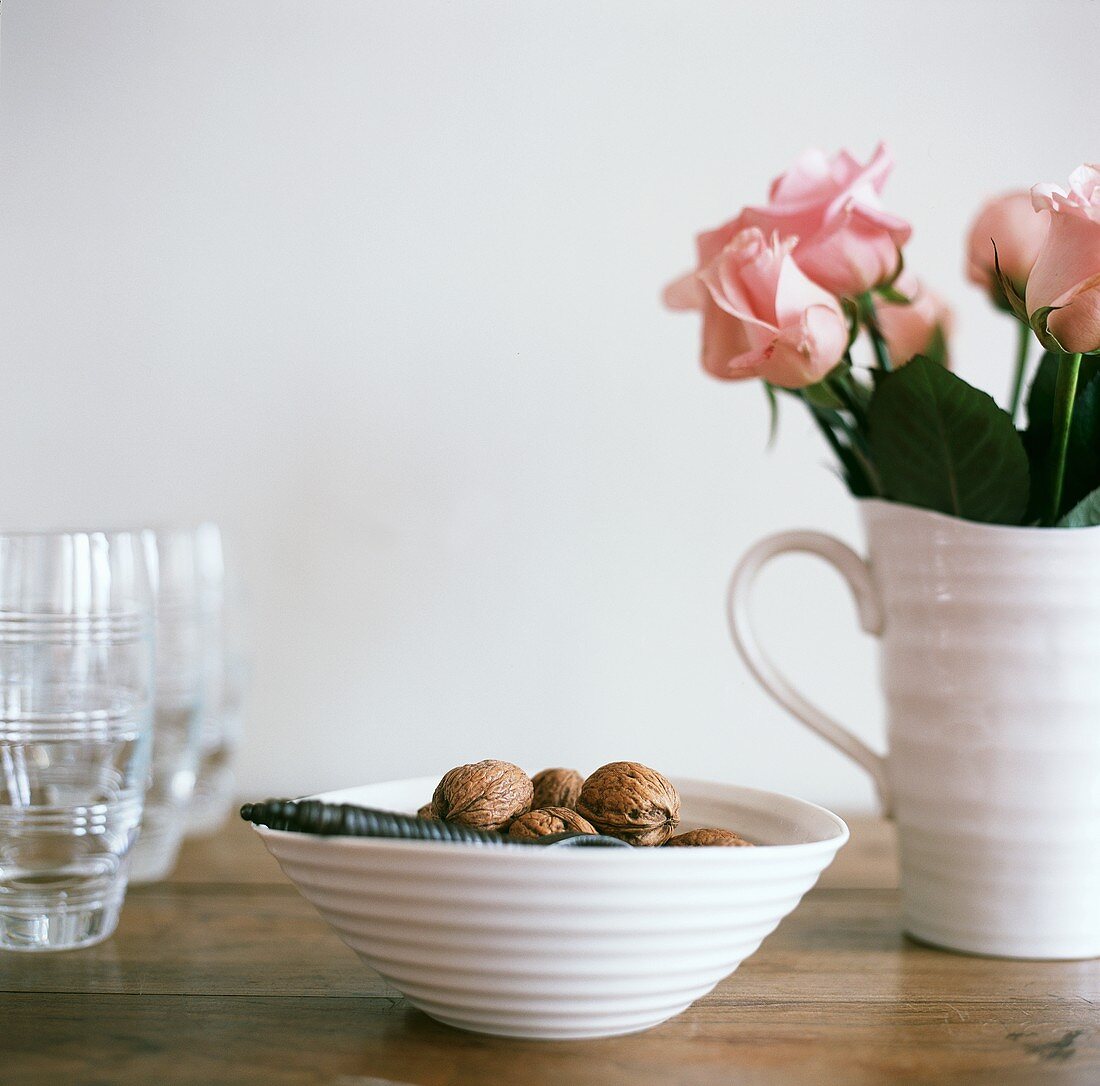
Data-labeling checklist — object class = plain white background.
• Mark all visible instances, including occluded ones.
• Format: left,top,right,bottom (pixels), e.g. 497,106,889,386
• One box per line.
1,1,1096,812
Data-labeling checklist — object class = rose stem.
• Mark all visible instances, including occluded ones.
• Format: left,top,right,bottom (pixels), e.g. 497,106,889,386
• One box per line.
1047,352,1083,525
858,293,892,373
1007,320,1031,422
828,370,868,429
802,399,880,496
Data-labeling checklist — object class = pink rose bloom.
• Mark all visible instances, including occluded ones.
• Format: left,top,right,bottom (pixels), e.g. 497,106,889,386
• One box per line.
1027,165,1100,354
874,273,953,367
966,190,1048,303
663,214,748,311
739,144,912,297
665,226,848,388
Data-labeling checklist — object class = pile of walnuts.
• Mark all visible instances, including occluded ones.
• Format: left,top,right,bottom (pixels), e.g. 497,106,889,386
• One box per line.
417,759,752,848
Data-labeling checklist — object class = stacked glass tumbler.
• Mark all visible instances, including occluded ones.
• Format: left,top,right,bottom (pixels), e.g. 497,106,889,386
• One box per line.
128,527,208,883
185,524,247,838
0,530,155,951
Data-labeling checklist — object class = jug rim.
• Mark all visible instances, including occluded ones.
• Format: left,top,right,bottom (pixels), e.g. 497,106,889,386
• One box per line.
857,497,1100,537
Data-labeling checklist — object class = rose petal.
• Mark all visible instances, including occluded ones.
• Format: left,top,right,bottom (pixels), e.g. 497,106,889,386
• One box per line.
1027,212,1100,316
662,272,706,311
1046,275,1100,355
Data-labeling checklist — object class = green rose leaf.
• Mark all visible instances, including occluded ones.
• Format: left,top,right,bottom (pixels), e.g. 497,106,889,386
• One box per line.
762,381,780,448
1057,485,1100,528
876,284,911,306
1029,305,1067,354
922,324,950,368
1023,353,1100,522
1025,352,1100,435
800,379,845,411
992,242,1030,323
869,357,1029,524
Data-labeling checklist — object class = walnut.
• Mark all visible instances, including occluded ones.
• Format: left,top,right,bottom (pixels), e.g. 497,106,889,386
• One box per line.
665,828,753,847
530,768,584,810
431,759,533,831
575,762,680,847
508,807,597,841
416,803,435,820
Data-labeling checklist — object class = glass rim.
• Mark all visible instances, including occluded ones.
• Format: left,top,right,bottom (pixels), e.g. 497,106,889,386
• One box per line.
0,527,152,542
0,523,218,541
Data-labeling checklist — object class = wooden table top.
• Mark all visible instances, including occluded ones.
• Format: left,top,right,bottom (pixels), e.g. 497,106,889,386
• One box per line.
5,815,1098,1085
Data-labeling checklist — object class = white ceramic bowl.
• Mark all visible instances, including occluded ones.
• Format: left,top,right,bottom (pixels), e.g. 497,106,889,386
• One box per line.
254,776,848,1040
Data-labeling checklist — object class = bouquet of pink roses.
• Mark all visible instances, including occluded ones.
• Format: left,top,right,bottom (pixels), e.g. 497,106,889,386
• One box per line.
665,145,1100,528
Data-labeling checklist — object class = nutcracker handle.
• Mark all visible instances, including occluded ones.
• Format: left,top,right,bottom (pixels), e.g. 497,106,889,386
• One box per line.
239,799,631,848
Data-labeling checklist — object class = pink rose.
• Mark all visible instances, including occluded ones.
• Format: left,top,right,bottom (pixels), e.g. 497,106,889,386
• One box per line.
874,273,953,367
1027,165,1100,354
662,214,747,311
966,191,1048,305
666,226,848,388
739,144,912,297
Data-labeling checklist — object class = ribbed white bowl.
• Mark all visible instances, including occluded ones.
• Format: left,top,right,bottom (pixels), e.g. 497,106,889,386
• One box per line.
254,776,847,1039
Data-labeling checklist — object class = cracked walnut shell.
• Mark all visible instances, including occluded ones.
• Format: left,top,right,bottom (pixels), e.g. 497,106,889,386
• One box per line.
665,828,753,847
575,762,680,847
431,759,533,832
508,807,597,841
530,768,584,810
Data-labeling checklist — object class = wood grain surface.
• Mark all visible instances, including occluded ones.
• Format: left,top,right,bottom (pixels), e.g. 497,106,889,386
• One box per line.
4,815,1097,1085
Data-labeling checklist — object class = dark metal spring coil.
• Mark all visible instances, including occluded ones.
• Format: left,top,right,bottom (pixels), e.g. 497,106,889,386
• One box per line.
240,798,513,846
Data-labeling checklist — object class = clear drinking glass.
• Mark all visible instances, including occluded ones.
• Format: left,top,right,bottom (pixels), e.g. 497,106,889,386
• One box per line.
185,524,248,838
0,530,155,951
128,528,206,883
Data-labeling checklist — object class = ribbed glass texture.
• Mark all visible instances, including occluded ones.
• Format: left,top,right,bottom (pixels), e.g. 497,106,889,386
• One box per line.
0,530,154,951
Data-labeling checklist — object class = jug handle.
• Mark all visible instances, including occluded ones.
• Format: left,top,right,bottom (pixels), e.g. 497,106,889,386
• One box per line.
727,530,892,816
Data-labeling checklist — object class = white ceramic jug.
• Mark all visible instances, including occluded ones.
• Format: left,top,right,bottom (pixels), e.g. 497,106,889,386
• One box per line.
730,498,1100,959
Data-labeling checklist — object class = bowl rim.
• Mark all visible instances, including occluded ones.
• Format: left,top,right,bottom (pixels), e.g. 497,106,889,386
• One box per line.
250,775,850,861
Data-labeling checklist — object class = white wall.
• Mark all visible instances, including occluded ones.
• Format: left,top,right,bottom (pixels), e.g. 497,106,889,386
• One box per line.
0,1,1095,812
